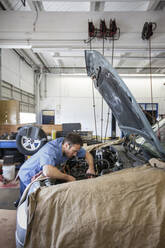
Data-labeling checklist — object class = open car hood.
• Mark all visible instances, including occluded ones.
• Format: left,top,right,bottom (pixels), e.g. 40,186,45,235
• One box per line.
85,50,165,157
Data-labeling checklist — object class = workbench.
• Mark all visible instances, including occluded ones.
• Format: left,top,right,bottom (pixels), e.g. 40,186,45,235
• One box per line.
0,140,17,149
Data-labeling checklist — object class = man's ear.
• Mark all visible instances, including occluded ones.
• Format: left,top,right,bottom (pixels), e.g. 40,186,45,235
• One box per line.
64,142,69,150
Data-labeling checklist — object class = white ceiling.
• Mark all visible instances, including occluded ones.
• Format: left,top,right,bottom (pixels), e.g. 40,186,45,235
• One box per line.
0,0,165,74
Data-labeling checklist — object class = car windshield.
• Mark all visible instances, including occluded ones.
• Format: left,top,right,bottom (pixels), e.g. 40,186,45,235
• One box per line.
135,118,165,157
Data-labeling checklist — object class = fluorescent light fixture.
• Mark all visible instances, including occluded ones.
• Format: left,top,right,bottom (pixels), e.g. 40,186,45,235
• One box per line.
43,1,90,12
0,44,32,49
104,1,150,11
32,48,71,53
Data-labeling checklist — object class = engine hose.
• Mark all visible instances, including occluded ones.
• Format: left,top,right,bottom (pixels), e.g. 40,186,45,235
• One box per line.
95,158,111,169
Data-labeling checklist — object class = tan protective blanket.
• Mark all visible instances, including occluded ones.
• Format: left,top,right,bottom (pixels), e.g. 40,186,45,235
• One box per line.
25,165,165,248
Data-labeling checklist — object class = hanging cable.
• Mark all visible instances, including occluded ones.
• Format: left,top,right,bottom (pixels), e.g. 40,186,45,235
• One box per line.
89,37,92,50
101,91,104,142
149,37,155,124
86,19,120,142
89,37,98,141
141,22,157,125
104,36,115,141
33,5,39,32
100,37,105,142
92,80,98,141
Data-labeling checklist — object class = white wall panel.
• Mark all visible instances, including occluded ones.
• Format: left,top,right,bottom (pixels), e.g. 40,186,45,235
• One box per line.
20,59,34,93
44,75,99,98
1,49,34,94
40,75,114,137
40,74,165,137
123,76,165,114
2,49,20,87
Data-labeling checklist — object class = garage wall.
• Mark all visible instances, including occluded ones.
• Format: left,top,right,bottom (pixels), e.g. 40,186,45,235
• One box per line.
40,74,115,137
40,74,165,137
123,76,165,114
1,49,34,94
1,49,35,113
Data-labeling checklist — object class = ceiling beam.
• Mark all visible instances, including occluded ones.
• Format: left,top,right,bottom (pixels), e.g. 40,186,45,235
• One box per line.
35,52,51,72
33,48,165,53
32,0,156,2
44,66,165,75
20,49,41,68
136,51,165,73
50,55,165,59
147,0,165,10
0,11,165,49
13,49,33,68
0,10,164,32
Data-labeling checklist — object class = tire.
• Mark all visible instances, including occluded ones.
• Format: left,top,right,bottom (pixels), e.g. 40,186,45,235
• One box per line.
16,126,47,155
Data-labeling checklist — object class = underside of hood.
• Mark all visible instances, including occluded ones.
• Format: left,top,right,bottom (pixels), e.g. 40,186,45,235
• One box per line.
85,50,165,157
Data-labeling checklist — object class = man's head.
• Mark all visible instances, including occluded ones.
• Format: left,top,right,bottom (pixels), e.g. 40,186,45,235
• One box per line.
62,133,83,158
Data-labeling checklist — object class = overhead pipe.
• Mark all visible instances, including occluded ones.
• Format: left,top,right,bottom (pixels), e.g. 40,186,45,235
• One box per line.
34,52,51,73
35,68,43,124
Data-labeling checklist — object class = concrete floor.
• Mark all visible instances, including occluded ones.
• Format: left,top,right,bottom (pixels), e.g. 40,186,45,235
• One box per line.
0,209,17,248
0,188,19,209
0,187,19,247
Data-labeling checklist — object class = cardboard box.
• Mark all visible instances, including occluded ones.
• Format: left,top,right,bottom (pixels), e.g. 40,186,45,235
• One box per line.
40,125,62,135
0,100,20,124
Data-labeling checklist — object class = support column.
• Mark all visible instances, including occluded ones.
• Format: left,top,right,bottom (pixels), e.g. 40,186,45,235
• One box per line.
35,69,43,124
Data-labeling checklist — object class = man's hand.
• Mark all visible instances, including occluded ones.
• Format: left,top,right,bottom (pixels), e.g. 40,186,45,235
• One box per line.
86,168,95,175
43,165,76,182
66,175,76,182
85,152,95,176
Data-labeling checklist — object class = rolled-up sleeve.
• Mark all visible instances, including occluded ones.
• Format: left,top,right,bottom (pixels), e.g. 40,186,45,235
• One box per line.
40,151,56,167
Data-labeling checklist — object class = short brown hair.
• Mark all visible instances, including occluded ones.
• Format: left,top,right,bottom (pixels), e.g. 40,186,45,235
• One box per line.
63,133,83,147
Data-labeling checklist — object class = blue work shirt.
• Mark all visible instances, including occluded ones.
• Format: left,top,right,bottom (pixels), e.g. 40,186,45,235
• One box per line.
18,137,86,186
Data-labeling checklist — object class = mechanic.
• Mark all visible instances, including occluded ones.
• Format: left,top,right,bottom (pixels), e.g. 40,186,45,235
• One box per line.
15,133,95,206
